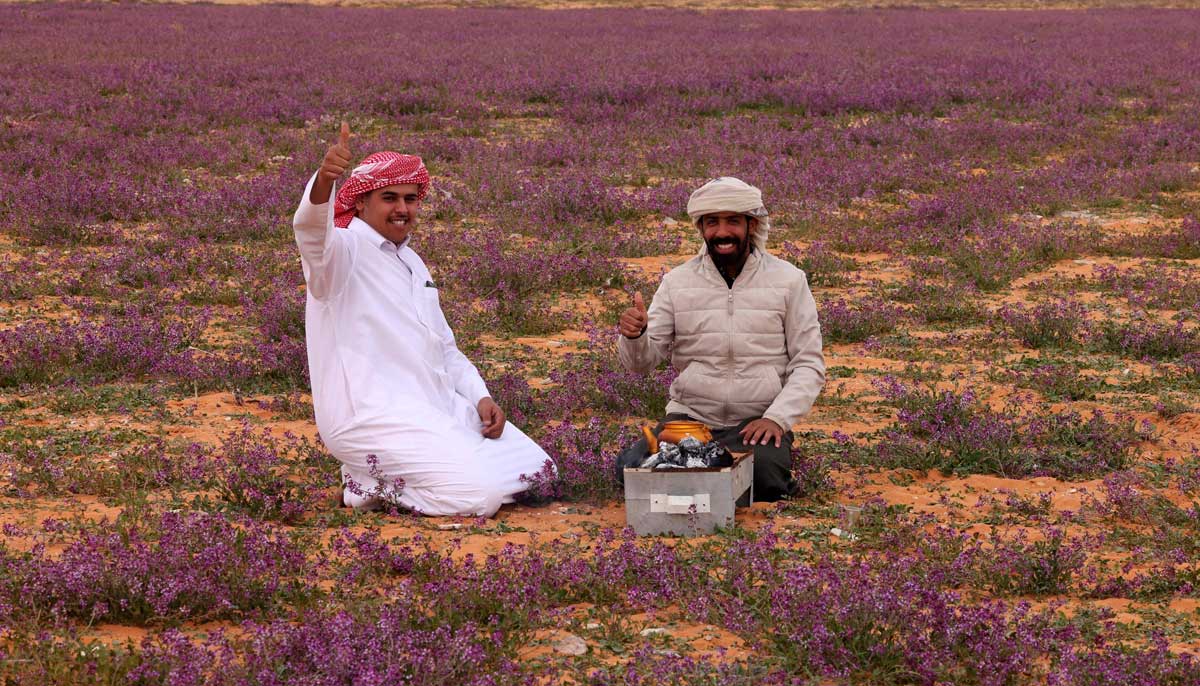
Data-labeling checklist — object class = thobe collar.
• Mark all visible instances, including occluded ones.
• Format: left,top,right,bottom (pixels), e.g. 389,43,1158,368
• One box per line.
347,216,413,253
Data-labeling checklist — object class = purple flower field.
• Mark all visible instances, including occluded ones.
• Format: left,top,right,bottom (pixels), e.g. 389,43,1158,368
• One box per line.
1,3,1200,683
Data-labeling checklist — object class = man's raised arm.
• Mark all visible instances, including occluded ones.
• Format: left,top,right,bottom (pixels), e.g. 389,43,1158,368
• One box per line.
294,122,354,301
617,285,674,372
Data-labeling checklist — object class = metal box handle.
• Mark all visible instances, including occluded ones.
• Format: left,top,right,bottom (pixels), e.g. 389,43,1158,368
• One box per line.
650,493,712,514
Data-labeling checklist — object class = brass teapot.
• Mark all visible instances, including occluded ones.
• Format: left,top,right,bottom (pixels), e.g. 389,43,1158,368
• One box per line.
642,420,713,453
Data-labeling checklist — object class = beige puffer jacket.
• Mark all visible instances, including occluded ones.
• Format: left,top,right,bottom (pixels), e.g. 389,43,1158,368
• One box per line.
618,246,825,431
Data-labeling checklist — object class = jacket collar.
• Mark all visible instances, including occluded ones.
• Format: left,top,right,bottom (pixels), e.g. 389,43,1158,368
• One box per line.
694,247,762,287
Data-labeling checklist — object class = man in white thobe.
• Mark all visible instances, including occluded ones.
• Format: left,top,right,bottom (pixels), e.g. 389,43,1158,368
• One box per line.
292,123,553,516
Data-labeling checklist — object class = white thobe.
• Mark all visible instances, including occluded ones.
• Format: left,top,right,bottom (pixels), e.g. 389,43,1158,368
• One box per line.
292,174,553,516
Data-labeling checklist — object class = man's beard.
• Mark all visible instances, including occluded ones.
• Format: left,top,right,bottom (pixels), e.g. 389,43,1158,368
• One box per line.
706,235,750,268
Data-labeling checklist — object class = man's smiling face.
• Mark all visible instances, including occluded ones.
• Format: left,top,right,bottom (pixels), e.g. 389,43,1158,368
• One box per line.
356,183,422,243
701,211,755,267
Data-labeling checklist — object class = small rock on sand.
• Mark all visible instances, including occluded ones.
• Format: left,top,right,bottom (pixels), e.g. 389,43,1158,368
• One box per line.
554,633,588,656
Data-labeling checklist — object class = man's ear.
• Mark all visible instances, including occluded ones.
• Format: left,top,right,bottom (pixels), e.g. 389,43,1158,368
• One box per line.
748,216,759,231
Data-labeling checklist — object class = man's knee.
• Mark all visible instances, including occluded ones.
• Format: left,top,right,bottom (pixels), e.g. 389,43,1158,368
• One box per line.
614,435,651,484
438,474,507,517
753,439,793,467
752,436,796,501
464,487,506,518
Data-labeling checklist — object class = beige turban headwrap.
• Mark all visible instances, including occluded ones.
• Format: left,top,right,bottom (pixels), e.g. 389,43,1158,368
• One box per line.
686,176,770,253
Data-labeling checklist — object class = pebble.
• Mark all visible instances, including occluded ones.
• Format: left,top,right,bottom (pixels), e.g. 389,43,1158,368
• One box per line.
639,627,669,637
437,523,462,531
584,622,602,630
553,633,588,656
663,217,679,226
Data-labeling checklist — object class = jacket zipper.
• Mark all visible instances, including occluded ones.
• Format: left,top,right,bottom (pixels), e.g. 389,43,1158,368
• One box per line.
726,288,734,426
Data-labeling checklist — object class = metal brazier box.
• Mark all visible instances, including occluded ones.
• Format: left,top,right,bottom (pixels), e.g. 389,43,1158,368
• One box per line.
623,453,754,536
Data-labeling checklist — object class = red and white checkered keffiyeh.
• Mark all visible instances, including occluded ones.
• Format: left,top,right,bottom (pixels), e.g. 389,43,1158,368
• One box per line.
333,151,431,228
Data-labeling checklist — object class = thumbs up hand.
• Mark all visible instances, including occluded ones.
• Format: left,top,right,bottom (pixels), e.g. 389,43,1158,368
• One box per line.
619,292,649,339
320,121,353,185
310,121,353,205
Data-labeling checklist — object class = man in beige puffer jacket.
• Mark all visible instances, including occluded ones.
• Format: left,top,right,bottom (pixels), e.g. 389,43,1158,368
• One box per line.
615,177,825,501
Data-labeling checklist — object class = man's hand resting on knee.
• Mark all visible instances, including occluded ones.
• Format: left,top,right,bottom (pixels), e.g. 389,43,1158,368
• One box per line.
739,418,785,448
477,397,506,439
